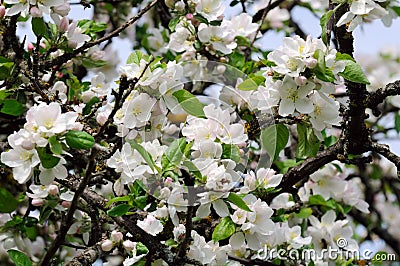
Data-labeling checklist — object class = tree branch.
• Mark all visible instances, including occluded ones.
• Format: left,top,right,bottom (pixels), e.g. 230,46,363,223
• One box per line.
367,79,400,116
370,143,400,178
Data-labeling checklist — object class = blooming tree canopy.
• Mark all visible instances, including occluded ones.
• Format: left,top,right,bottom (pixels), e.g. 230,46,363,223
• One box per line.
0,0,400,265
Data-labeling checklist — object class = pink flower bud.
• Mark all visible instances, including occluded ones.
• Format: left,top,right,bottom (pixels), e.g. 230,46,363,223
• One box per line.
61,201,71,208
48,185,59,196
122,240,136,251
28,43,35,52
305,57,317,68
59,17,69,32
295,76,307,86
32,198,44,206
96,112,108,126
111,230,123,243
30,6,42,18
53,2,70,17
186,13,193,20
0,6,6,18
165,177,173,184
101,239,114,251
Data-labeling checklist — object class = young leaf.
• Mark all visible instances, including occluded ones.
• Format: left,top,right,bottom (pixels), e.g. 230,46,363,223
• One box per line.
107,204,131,217
31,17,47,36
237,77,259,91
8,250,32,266
336,52,355,62
294,207,313,219
36,147,61,169
320,9,334,45
261,124,289,162
395,112,400,133
168,17,180,32
221,144,241,163
172,90,205,118
0,99,25,116
227,193,252,212
161,138,187,171
105,196,130,208
338,60,370,84
0,188,19,213
296,123,321,160
48,136,63,155
129,140,161,173
126,50,149,65
65,130,95,149
212,217,236,242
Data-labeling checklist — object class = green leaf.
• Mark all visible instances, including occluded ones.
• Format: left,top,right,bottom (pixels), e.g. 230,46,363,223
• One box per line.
221,144,241,163
391,6,400,16
129,140,161,173
0,99,25,116
226,193,252,212
182,161,203,181
320,9,334,45
8,250,32,266
296,123,321,160
31,17,47,36
395,112,400,134
65,130,95,149
0,188,18,213
126,50,149,65
168,17,180,32
105,196,130,208
237,76,262,91
338,60,370,84
172,90,205,118
107,204,131,217
212,217,236,242
161,138,186,171
275,159,302,174
261,124,289,162
309,195,335,209
294,207,313,219
136,243,149,255
36,147,61,169
228,51,245,69
81,58,107,68
133,195,147,210
48,136,63,155
0,57,14,80
336,52,355,62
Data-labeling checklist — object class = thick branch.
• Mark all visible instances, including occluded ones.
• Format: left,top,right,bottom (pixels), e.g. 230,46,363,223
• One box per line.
371,143,400,178
367,79,400,116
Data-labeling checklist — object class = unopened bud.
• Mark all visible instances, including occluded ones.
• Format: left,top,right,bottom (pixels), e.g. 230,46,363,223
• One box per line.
175,1,185,11
295,75,307,86
61,200,71,208
59,17,69,32
101,239,114,252
32,198,44,206
96,112,108,126
53,2,70,17
305,57,317,68
81,90,95,103
111,230,123,243
30,6,42,17
0,6,6,18
122,240,136,251
48,185,59,196
28,43,35,52
186,13,193,20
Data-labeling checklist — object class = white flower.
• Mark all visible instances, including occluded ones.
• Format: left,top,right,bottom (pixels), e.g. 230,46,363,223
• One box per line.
309,164,346,200
137,215,163,236
278,76,315,116
167,23,196,53
123,93,157,129
224,13,259,39
1,134,40,184
66,21,91,48
4,0,29,16
39,158,68,185
270,193,295,210
198,24,237,54
195,0,225,21
196,191,229,218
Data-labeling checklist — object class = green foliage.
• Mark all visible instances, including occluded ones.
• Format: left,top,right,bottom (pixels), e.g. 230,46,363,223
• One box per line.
0,188,19,213
261,124,289,162
161,138,187,171
8,250,32,266
65,130,95,149
172,90,205,118
221,144,241,163
107,204,131,217
128,140,161,173
227,193,252,212
296,123,321,160
212,217,236,242
36,147,61,169
32,17,47,37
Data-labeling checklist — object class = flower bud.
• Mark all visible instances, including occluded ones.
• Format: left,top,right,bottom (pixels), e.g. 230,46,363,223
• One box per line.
53,2,70,17
59,17,69,32
186,13,193,20
30,6,42,17
61,200,71,208
96,112,108,126
81,90,95,103
295,75,307,86
101,239,114,252
305,57,317,68
122,240,136,251
48,185,59,196
28,43,35,52
32,198,44,206
0,5,6,18
111,230,123,243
